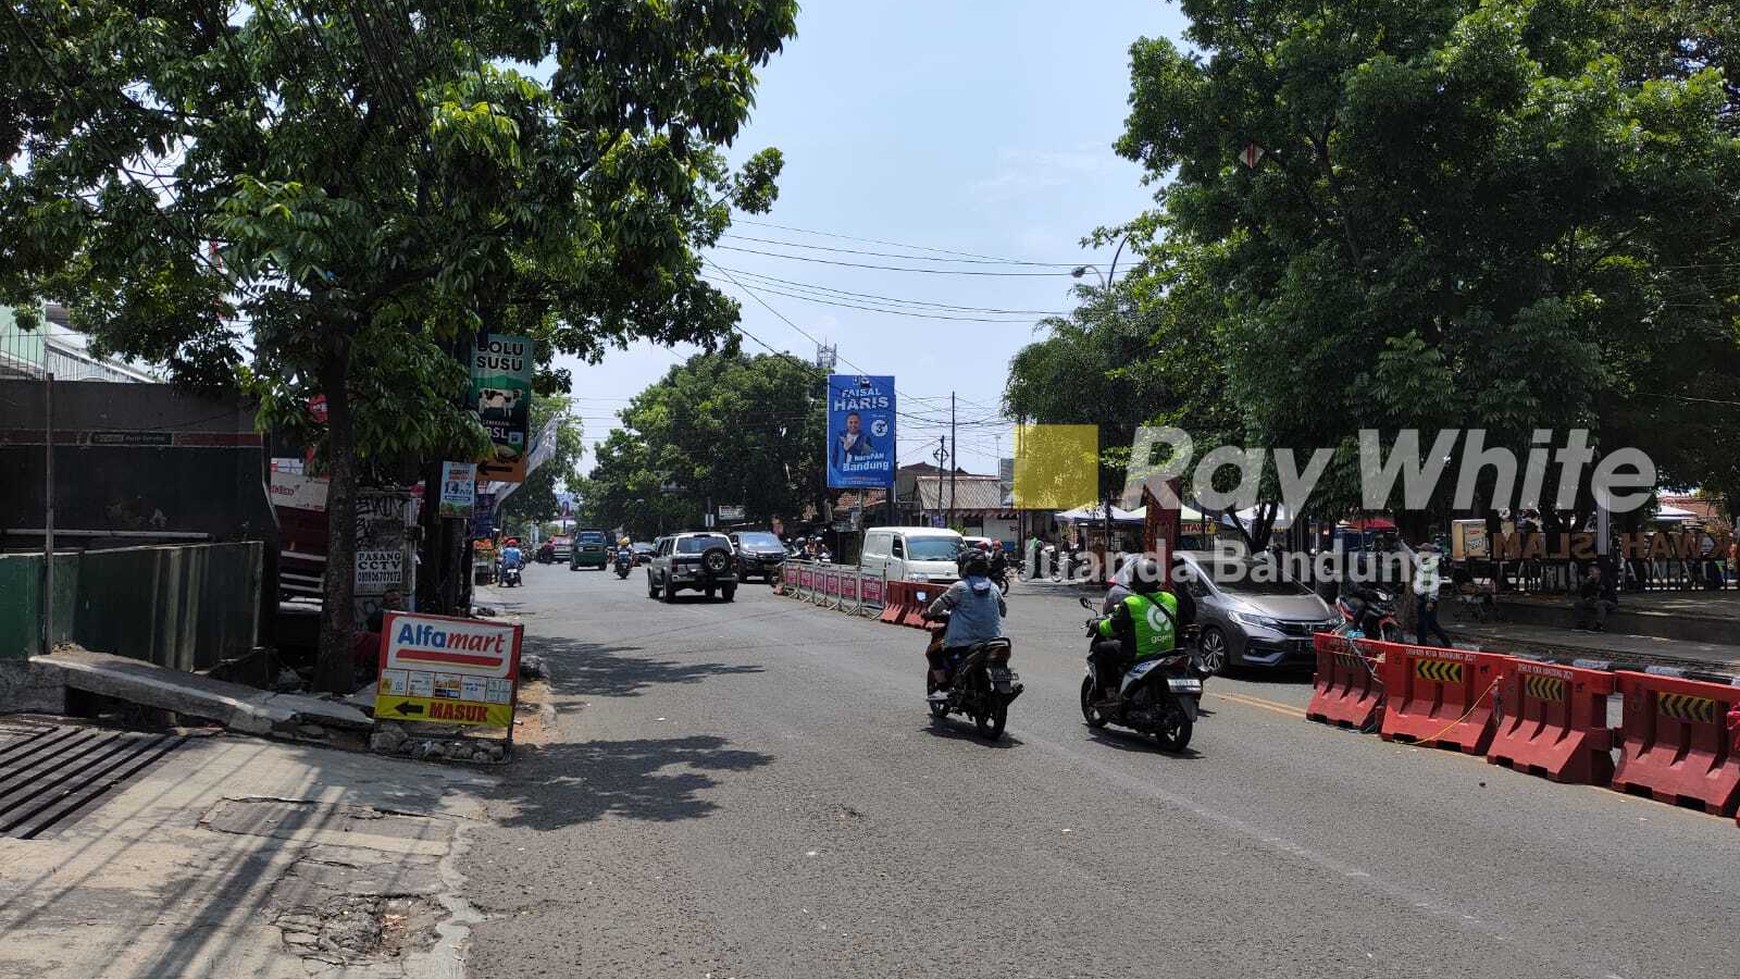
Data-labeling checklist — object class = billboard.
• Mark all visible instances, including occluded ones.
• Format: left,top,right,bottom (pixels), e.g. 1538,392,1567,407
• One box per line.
469,333,534,483
827,374,896,489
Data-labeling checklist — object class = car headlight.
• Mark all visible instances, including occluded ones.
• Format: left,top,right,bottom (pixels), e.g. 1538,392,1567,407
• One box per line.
1230,610,1284,631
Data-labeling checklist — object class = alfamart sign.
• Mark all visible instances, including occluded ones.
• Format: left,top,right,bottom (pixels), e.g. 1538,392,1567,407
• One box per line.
375,612,523,727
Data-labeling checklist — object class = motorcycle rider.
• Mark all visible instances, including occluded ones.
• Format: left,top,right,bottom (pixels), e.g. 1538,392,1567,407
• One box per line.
1090,556,1185,707
922,550,1007,703
500,538,524,581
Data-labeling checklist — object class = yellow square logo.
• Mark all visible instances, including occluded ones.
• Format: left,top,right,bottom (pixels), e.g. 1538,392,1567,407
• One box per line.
1013,424,1098,509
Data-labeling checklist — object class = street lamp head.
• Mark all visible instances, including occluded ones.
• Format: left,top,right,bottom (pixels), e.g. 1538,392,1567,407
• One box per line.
1071,266,1089,279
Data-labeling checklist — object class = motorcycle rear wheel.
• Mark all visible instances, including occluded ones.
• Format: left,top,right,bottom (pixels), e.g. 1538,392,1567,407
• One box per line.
1154,709,1193,753
1079,676,1108,729
974,705,1007,740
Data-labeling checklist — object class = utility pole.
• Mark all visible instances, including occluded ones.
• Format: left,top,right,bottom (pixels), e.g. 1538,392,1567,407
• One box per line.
41,373,54,657
949,391,957,531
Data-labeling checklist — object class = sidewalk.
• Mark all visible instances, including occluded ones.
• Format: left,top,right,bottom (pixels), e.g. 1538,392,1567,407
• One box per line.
0,716,494,979
1450,619,1740,674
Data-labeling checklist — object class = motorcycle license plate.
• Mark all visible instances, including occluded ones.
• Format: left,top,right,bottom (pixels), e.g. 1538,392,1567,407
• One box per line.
1167,678,1202,694
988,668,1016,683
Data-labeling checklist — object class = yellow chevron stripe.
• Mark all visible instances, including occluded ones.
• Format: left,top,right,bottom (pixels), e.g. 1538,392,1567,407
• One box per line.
1524,674,1566,701
1415,659,1464,684
1658,692,1718,724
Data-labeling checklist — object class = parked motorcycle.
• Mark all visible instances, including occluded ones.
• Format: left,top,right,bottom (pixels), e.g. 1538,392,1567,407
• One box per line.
1078,596,1204,752
922,616,1024,740
1335,585,1401,641
614,550,633,579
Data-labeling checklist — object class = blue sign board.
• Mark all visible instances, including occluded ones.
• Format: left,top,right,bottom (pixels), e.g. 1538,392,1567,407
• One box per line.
827,374,896,489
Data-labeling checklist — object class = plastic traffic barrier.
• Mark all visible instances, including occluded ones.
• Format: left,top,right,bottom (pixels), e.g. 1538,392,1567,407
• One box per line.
1486,660,1616,785
1306,633,1386,731
1610,672,1740,816
1379,645,1508,754
879,580,910,624
900,583,936,629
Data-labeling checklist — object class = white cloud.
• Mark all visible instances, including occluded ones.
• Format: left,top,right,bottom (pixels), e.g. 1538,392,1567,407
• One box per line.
970,146,1118,203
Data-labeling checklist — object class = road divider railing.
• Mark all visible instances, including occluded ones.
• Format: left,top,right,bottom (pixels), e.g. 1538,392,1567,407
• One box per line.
1487,659,1616,785
778,562,888,620
1379,645,1507,755
1306,633,1386,731
1611,671,1740,817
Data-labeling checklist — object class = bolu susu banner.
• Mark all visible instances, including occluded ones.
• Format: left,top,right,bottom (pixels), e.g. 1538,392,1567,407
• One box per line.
827,374,896,489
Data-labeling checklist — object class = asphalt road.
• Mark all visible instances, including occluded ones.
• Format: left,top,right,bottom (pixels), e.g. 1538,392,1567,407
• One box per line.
461,563,1740,979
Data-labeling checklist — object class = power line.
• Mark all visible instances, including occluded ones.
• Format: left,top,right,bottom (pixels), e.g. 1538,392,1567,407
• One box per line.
720,233,1079,268
710,266,1066,315
704,275,1049,323
733,217,1075,267
712,244,1080,276
711,265,871,376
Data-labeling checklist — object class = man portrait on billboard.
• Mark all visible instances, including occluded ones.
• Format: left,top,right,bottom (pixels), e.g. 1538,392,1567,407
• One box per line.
833,410,876,467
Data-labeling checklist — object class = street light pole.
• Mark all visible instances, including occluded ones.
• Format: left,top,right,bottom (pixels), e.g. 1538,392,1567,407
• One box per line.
1074,234,1132,585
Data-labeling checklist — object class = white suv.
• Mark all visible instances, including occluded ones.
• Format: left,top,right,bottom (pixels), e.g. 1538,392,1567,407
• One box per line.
648,532,739,602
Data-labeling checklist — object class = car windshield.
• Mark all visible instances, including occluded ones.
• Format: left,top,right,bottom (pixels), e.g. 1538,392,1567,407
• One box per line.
677,535,730,554
737,532,782,549
577,532,605,543
906,538,961,561
1196,561,1313,597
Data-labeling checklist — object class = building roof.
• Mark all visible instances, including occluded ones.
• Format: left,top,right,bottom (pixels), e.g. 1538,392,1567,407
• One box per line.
913,475,1004,512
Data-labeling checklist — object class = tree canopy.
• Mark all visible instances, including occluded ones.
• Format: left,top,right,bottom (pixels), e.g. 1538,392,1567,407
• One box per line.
1,0,796,687
583,350,826,538
1009,0,1740,543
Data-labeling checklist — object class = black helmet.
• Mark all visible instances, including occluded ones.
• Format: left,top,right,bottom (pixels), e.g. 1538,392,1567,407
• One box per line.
1128,557,1164,595
959,550,991,578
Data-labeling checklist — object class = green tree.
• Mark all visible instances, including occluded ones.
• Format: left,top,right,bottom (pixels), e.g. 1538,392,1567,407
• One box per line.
586,351,826,537
1,1,795,688
1101,0,1740,536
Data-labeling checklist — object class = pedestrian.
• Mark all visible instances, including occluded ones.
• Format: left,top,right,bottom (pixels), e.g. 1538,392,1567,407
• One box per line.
1573,562,1618,631
1412,543,1452,648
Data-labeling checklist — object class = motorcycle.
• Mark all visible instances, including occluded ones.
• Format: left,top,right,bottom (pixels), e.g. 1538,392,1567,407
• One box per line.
614,550,633,579
500,562,524,588
1335,586,1401,641
535,543,556,565
922,615,1024,740
1078,596,1204,752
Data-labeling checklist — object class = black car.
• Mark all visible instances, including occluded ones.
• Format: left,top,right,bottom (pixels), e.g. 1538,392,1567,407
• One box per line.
729,530,787,582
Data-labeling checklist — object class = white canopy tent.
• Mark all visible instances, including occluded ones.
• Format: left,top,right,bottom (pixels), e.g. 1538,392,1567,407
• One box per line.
1055,503,1145,524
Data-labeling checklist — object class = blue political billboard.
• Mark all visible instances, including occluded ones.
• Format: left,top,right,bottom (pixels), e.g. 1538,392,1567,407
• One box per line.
827,375,896,489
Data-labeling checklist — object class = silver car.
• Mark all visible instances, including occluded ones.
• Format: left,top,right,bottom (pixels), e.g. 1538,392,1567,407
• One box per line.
1172,551,1337,673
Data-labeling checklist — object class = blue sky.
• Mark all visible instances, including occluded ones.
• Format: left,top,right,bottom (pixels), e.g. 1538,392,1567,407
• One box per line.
555,0,1188,478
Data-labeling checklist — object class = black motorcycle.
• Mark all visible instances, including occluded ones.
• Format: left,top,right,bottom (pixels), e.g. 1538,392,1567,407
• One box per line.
535,543,556,565
500,562,524,588
1078,596,1205,752
923,616,1024,740
613,549,633,579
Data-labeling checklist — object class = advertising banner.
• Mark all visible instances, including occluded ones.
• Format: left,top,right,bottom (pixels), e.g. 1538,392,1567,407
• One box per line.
827,374,896,489
375,612,523,727
438,462,478,519
859,574,884,607
469,334,534,483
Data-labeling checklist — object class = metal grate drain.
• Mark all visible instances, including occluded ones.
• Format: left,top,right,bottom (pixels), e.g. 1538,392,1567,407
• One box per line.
0,725,186,839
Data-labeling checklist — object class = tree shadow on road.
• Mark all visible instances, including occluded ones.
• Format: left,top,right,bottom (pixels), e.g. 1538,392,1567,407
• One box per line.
525,635,766,698
498,735,774,828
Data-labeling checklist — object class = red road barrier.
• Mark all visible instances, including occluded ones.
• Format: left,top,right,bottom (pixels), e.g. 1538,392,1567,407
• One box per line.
900,583,937,628
1486,660,1615,785
1611,672,1740,816
879,580,910,624
1306,633,1386,731
1379,645,1507,754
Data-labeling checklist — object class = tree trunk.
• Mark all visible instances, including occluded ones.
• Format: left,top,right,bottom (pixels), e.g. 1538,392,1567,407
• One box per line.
316,341,359,693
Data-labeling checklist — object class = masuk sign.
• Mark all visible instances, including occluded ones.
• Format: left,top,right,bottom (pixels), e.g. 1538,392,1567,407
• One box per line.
375,612,523,727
